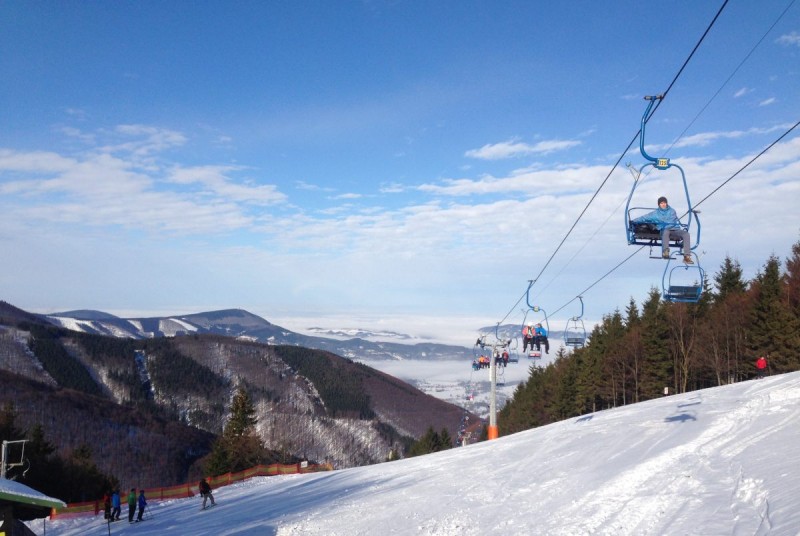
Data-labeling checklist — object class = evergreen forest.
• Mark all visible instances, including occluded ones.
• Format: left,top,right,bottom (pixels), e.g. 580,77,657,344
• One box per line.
499,241,800,436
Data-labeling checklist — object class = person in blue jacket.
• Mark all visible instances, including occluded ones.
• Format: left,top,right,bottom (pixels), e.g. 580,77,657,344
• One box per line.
137,489,147,522
534,323,549,355
632,196,693,264
110,489,121,521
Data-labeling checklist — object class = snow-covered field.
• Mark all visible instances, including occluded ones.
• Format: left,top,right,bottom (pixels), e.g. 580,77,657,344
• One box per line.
35,371,800,536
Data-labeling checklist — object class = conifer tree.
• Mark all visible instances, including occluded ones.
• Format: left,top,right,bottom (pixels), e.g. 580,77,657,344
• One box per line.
749,255,800,371
0,402,24,443
784,237,800,315
624,298,640,328
639,288,673,397
407,426,445,457
553,349,581,417
438,427,453,449
226,387,259,438
204,386,265,475
713,256,747,301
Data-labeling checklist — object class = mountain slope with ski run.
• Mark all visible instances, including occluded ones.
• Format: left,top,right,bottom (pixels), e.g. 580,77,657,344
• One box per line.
37,372,800,536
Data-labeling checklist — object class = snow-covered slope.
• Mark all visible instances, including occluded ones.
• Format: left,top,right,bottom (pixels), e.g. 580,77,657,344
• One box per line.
38,371,800,536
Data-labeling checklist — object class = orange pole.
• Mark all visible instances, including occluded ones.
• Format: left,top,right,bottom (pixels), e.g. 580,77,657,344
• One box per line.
487,424,499,440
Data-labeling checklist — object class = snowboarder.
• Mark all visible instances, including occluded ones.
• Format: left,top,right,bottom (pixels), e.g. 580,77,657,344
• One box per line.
199,478,216,509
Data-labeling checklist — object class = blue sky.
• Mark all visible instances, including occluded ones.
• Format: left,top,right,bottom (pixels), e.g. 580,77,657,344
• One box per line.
2,1,799,344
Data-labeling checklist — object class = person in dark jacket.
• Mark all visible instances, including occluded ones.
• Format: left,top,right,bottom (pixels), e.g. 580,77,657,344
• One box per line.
199,478,216,509
137,489,147,521
102,491,111,520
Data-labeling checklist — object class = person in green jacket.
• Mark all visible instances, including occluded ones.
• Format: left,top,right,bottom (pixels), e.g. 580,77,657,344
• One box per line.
127,488,137,522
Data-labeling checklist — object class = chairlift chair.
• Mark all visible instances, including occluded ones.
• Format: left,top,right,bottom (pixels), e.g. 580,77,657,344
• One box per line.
522,280,549,359
564,296,587,348
662,252,706,303
625,95,701,254
494,323,518,363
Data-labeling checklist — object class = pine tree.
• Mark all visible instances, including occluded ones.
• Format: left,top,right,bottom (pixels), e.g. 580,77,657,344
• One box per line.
204,386,266,475
226,387,258,438
784,237,800,316
624,298,640,328
639,288,673,397
748,255,800,371
438,428,453,449
407,426,443,457
0,402,24,443
713,256,747,302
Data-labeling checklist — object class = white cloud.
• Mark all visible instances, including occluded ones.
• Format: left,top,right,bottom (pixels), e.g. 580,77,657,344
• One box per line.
733,87,750,98
465,138,581,160
0,149,76,175
418,163,610,197
168,165,286,205
759,97,777,107
644,124,791,151
776,31,800,46
0,125,287,235
379,183,405,194
97,124,187,157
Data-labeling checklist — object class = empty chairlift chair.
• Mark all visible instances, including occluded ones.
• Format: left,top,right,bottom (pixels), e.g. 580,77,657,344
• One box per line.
564,296,587,348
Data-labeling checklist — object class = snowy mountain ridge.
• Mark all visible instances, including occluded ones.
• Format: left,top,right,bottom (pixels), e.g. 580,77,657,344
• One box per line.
42,308,473,362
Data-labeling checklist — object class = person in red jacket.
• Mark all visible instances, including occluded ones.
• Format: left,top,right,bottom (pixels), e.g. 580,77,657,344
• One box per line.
755,356,768,378
522,323,535,352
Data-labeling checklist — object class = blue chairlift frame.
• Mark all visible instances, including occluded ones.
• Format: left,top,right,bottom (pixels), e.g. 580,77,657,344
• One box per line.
564,296,587,348
625,95,701,254
522,281,549,359
495,323,519,363
662,252,705,303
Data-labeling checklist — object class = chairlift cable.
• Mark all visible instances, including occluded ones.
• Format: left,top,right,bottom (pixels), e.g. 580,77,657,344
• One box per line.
548,121,800,317
655,0,796,161
518,0,730,305
693,120,800,210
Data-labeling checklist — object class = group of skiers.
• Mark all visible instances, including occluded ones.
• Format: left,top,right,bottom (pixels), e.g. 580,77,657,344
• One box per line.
103,488,147,523
471,350,510,370
101,478,216,522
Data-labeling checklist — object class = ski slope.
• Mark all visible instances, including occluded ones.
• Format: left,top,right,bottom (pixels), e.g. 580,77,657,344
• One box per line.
35,371,800,535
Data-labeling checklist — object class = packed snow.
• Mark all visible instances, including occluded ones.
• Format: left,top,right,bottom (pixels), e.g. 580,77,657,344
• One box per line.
32,371,800,535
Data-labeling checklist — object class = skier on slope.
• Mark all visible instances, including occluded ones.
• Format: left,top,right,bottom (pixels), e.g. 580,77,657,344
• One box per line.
199,478,216,510
137,489,147,521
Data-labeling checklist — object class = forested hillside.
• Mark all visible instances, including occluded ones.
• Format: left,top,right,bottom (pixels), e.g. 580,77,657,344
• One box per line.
0,313,471,499
500,241,800,434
